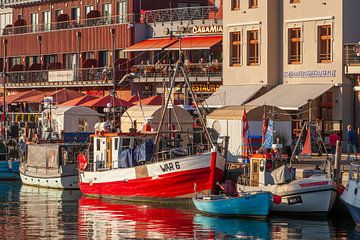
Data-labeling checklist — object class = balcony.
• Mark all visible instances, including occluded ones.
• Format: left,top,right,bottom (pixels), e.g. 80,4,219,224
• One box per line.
3,67,121,89
1,14,134,36
130,63,222,83
344,43,360,74
0,0,43,7
142,6,220,24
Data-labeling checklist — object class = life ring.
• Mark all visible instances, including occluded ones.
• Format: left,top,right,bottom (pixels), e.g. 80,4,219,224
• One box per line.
78,153,88,171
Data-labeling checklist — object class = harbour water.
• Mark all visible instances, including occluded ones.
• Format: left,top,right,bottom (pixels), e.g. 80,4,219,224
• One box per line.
0,181,359,239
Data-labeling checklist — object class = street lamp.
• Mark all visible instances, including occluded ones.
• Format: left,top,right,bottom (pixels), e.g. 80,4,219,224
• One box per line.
2,39,7,138
110,28,116,122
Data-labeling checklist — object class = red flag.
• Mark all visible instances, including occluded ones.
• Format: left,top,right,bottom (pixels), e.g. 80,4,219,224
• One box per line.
302,128,312,155
261,111,268,145
242,109,249,138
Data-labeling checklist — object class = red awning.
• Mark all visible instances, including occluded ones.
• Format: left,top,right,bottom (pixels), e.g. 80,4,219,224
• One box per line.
81,95,133,108
60,95,99,106
134,95,162,106
124,38,178,52
165,36,222,50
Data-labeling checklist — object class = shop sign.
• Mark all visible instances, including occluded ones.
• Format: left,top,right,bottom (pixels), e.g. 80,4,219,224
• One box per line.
191,83,220,93
192,25,223,34
48,70,74,82
283,70,336,78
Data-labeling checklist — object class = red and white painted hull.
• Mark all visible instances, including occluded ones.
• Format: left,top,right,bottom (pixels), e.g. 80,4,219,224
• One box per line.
79,152,225,202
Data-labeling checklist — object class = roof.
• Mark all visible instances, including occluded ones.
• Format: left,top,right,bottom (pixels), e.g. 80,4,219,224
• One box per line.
21,88,85,104
204,85,264,108
43,106,101,116
207,105,291,121
165,36,222,50
247,84,334,110
134,95,162,105
123,38,178,52
81,95,132,108
121,105,193,124
60,95,99,106
6,89,43,103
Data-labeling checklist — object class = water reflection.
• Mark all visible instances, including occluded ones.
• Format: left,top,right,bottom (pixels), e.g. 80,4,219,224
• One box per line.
78,197,197,239
0,181,357,239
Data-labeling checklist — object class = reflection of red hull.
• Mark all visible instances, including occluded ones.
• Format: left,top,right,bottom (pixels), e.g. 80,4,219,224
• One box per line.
79,153,225,201
78,196,197,239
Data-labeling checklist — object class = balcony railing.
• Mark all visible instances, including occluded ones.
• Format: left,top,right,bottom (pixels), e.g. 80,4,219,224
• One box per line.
3,67,121,88
1,0,43,7
143,6,219,24
1,14,134,36
130,63,222,82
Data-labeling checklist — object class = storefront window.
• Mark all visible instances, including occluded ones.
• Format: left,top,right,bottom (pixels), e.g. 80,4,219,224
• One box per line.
230,32,241,66
288,28,302,64
247,30,259,65
318,25,332,63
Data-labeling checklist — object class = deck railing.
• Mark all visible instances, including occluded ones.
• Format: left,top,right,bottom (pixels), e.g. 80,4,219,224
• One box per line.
1,14,134,36
3,67,121,87
130,63,222,82
143,6,219,24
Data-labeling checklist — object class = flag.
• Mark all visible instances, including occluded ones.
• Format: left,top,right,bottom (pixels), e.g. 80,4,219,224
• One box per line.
301,127,312,155
261,111,268,145
263,119,274,149
242,109,249,138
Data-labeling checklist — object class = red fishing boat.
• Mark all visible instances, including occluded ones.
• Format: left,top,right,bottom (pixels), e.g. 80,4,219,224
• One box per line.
78,131,225,202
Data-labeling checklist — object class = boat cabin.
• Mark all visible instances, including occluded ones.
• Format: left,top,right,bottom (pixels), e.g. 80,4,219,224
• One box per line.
91,132,155,171
239,153,290,187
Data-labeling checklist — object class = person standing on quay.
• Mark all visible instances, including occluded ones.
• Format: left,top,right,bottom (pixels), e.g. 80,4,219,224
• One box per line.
347,125,357,161
329,130,340,160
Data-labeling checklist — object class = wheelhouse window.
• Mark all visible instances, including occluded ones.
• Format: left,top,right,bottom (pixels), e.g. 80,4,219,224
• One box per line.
231,0,240,10
249,0,258,8
31,13,39,32
247,30,259,65
103,3,112,22
117,0,127,23
318,25,332,63
230,31,241,66
288,28,302,64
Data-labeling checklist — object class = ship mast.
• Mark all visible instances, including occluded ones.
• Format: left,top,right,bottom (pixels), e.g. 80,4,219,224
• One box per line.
153,29,214,160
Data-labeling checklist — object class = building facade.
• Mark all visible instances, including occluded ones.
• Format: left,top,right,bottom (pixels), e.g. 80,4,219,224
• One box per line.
0,0,213,99
220,0,360,139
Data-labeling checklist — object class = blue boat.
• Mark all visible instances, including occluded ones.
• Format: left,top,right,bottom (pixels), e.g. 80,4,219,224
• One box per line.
0,159,20,180
193,191,272,217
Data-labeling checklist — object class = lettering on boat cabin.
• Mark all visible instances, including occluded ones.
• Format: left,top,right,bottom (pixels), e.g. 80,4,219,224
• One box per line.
159,161,181,172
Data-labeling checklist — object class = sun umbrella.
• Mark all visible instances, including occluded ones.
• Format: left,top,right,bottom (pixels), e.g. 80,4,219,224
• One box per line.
134,95,162,105
60,95,99,106
81,95,133,108
21,88,85,104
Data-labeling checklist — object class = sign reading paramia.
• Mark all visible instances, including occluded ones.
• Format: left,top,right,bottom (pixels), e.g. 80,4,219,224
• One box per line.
192,25,223,34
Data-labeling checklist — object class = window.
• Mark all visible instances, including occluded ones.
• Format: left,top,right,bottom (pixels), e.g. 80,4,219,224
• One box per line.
85,5,94,17
96,139,101,151
54,9,63,21
290,0,300,3
0,13,12,35
247,30,259,65
117,0,127,23
230,32,241,66
103,3,112,22
231,0,240,10
318,25,332,63
114,138,119,151
288,28,302,64
249,0,258,8
71,7,80,23
63,53,76,69
31,13,39,32
99,51,110,67
43,11,51,31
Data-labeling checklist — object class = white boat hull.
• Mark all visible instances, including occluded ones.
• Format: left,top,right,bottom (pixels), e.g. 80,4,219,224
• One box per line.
341,178,360,225
239,175,337,215
20,172,79,189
